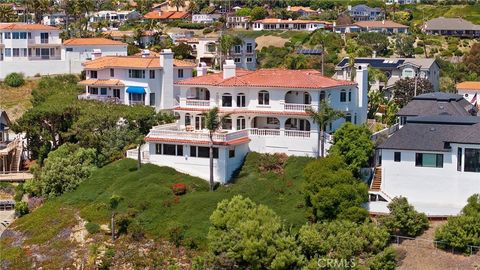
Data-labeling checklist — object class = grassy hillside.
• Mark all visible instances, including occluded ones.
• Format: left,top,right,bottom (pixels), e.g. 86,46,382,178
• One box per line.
409,4,480,25
0,80,35,121
1,153,311,268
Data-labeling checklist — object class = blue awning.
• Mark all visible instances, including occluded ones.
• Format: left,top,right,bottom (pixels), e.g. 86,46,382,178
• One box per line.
126,86,146,94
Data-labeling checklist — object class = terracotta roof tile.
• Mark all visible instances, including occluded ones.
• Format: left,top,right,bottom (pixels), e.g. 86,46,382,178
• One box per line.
78,79,125,86
83,56,195,69
144,11,188,19
64,38,126,46
0,23,58,31
456,81,480,91
176,69,356,89
354,20,408,29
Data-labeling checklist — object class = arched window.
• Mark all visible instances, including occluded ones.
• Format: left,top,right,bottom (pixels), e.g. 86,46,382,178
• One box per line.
320,91,326,102
236,116,246,130
340,90,347,102
222,116,232,130
222,93,232,107
258,90,269,105
345,113,352,122
237,93,246,107
185,113,191,126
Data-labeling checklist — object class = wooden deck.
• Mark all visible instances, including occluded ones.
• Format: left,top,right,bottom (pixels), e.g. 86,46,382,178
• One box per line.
0,172,33,182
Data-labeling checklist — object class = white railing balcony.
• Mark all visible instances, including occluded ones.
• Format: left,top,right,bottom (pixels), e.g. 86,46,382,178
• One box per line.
185,99,210,107
284,103,314,111
284,130,311,138
78,94,121,104
249,128,281,136
147,124,249,143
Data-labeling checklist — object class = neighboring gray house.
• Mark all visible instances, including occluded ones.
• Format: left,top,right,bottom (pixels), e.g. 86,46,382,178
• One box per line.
192,13,222,24
396,92,478,125
348,5,384,21
334,57,440,94
422,17,480,38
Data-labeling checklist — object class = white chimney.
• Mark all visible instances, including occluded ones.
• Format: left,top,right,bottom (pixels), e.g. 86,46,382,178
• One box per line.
287,5,291,11
347,5,352,11
141,49,150,57
382,19,385,25
288,18,293,21
372,50,377,58
355,64,369,124
92,49,102,60
159,49,174,110
196,62,208,76
223,60,236,79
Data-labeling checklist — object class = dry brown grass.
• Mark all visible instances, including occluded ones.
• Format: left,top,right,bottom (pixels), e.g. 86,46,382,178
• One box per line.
395,221,480,270
0,80,36,121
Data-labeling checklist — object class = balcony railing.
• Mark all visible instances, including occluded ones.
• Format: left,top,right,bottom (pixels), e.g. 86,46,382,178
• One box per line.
185,99,210,107
147,126,249,143
284,103,313,111
284,130,311,138
78,94,121,103
249,128,281,136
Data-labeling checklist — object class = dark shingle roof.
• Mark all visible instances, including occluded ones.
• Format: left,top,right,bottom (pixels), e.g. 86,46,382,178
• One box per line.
379,121,480,151
397,93,476,117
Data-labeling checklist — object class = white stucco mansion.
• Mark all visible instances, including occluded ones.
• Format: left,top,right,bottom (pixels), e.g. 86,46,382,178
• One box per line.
131,61,369,183
78,50,195,110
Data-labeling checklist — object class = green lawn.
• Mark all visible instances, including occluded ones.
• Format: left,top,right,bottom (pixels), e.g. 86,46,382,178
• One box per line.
3,153,311,251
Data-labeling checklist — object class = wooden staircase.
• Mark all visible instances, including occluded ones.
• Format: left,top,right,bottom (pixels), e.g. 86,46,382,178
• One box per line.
370,167,382,191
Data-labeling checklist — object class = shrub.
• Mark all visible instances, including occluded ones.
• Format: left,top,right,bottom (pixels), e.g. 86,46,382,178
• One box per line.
14,184,25,202
15,201,29,217
85,222,100,234
128,220,145,241
258,153,288,174
202,28,213,35
414,47,424,55
177,22,207,29
171,183,187,195
379,197,429,237
169,224,185,247
4,72,25,87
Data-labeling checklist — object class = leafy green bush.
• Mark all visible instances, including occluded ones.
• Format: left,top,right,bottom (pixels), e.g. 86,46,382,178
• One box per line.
414,47,425,55
14,184,25,202
128,220,145,241
177,22,207,29
207,195,303,269
15,201,29,217
4,72,25,87
434,194,480,253
368,246,397,270
379,197,429,237
85,222,100,234
169,224,185,247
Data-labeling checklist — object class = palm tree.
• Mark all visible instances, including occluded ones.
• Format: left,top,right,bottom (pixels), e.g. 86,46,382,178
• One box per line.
170,0,186,11
0,5,16,22
204,107,231,191
109,194,122,241
218,34,243,69
306,101,344,158
135,137,145,171
348,54,356,81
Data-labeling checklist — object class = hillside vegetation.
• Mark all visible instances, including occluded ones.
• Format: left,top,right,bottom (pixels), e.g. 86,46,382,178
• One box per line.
0,154,311,268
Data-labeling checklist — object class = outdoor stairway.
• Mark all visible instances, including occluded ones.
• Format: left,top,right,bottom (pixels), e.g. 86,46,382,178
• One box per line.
370,167,382,191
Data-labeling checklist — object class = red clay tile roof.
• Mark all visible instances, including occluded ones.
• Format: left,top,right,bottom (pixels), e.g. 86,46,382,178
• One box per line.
64,38,126,46
144,11,189,19
78,79,125,86
176,69,356,89
456,81,480,91
354,20,408,29
83,56,196,69
0,23,58,31
145,137,250,146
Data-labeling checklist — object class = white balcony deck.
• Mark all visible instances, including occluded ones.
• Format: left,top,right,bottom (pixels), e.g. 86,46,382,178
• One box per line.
185,99,210,107
147,123,318,144
148,123,249,143
78,93,121,103
283,103,316,111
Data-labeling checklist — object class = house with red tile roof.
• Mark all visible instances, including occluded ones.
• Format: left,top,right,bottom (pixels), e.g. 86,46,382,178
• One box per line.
334,20,408,34
78,50,196,110
129,60,369,183
144,10,189,21
63,38,128,60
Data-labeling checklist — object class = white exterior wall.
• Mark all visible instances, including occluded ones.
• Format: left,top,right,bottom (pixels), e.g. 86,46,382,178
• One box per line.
381,144,480,215
63,44,128,61
147,142,249,183
252,22,326,31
